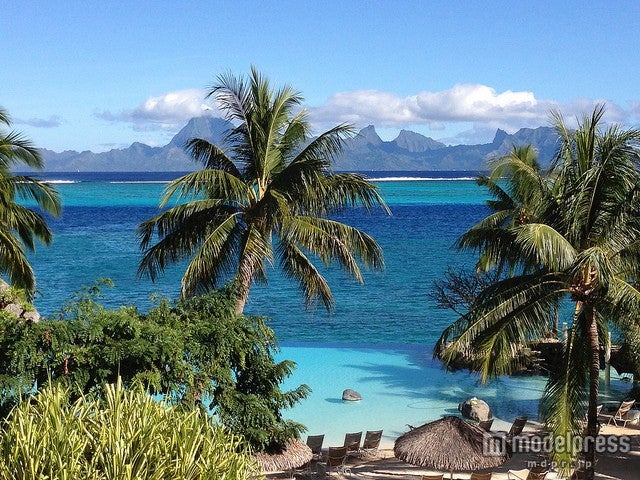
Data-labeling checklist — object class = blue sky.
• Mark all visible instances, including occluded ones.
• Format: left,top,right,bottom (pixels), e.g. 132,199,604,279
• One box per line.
3,0,640,152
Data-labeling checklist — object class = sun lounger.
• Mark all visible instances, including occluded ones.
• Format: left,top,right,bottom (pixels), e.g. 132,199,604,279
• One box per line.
318,446,350,477
343,431,362,458
598,399,636,427
306,434,324,460
507,416,528,437
359,429,383,457
290,435,324,477
470,472,493,480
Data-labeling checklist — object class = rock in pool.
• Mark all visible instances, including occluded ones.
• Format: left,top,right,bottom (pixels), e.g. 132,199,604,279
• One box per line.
342,389,362,401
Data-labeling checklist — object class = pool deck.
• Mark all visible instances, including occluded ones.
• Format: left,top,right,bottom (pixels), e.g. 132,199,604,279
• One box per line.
266,423,640,480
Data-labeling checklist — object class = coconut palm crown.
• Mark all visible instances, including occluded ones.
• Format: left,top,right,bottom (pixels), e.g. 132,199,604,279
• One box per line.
138,68,389,313
0,107,61,296
435,105,640,479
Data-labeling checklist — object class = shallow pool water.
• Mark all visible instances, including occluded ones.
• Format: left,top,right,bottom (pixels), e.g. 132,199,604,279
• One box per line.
278,343,633,448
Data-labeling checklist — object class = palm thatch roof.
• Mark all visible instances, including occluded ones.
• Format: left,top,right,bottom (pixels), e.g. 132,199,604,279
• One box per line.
255,440,312,472
394,416,510,472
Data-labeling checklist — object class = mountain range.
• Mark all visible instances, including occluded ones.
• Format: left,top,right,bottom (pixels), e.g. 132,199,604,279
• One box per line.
39,116,560,172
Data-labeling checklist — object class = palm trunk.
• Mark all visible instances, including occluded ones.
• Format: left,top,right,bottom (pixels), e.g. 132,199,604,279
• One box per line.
584,305,599,480
234,255,253,314
234,279,250,314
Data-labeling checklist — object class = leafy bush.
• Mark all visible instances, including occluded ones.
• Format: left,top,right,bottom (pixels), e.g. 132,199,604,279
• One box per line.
0,380,262,480
0,283,309,452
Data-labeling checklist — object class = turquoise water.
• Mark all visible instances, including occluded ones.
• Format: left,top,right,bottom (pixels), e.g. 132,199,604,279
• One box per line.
23,173,632,446
277,345,632,448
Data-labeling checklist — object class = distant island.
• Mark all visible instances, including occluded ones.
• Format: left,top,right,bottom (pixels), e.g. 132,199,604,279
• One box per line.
37,116,560,172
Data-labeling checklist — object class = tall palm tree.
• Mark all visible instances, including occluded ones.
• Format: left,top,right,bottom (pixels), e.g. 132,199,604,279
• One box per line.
0,107,61,296
138,68,389,313
436,105,640,479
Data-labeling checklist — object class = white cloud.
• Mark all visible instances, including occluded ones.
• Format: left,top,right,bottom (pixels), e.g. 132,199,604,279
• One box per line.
95,84,637,144
309,84,631,143
15,115,63,128
96,88,218,130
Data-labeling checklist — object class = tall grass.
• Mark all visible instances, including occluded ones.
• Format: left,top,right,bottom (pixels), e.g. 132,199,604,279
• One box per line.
0,380,263,480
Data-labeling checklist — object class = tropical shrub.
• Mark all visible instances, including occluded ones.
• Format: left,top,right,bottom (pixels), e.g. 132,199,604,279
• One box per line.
0,283,309,452
0,380,262,480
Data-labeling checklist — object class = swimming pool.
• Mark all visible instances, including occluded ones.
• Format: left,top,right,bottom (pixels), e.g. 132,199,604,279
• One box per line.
278,343,633,448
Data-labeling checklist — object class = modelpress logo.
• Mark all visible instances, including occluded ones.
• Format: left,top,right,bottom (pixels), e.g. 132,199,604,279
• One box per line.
482,432,631,457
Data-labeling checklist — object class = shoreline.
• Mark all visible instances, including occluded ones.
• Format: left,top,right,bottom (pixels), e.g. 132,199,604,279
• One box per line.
267,423,640,479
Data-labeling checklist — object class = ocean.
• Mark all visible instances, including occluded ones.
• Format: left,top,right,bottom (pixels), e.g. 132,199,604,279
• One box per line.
23,171,631,447
27,170,488,341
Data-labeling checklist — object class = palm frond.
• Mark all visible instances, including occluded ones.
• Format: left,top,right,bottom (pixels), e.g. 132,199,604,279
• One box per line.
138,202,239,281
0,203,55,249
0,131,44,170
513,223,576,271
7,175,61,216
235,223,273,291
291,123,355,169
276,239,333,311
184,138,240,176
160,169,252,207
179,215,243,297
320,173,391,213
435,272,566,380
280,216,384,281
0,229,35,293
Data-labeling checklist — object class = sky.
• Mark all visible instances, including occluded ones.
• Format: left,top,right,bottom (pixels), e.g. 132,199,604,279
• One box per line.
3,0,640,152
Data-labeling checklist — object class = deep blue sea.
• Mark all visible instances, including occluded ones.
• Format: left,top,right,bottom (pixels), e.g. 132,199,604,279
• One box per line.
27,170,488,345
23,170,631,445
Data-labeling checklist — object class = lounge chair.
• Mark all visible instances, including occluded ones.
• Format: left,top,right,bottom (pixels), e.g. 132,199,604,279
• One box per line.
421,475,444,480
318,446,350,477
507,416,528,437
306,434,324,461
470,473,493,480
343,431,362,458
507,466,548,480
598,399,636,427
359,430,383,457
580,405,603,433
291,436,324,478
478,419,494,432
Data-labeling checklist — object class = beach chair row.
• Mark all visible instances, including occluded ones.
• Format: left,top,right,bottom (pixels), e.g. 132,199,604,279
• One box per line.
305,429,383,476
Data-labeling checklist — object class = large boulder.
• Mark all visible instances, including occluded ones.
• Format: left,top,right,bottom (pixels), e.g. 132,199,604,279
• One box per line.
458,397,492,421
342,389,362,401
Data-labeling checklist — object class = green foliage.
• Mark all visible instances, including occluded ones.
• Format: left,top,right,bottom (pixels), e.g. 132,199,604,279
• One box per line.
173,293,310,452
436,106,640,478
0,282,309,452
138,68,389,313
0,106,61,296
0,380,262,480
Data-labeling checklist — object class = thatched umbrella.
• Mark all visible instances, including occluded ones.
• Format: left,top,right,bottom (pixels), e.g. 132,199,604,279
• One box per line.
394,416,510,479
254,439,313,473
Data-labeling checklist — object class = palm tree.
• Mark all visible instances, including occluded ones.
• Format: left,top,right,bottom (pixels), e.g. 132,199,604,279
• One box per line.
435,105,640,479
138,68,389,313
0,107,61,296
